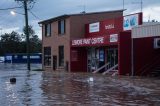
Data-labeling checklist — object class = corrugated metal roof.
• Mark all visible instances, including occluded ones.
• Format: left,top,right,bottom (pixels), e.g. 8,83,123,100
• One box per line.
132,23,160,38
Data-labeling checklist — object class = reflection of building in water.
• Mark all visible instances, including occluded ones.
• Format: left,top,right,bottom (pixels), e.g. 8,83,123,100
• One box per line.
40,73,93,105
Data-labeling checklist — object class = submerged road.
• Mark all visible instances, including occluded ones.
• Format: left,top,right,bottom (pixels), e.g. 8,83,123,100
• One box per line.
0,63,160,106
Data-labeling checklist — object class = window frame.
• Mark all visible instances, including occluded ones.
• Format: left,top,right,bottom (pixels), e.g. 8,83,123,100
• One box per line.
58,19,65,35
45,23,51,37
44,47,51,66
58,46,64,67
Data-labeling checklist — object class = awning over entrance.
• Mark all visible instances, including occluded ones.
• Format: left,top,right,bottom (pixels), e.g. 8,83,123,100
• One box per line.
71,34,118,47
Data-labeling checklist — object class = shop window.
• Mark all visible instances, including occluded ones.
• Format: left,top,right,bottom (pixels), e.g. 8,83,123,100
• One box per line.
59,46,64,66
58,20,65,35
44,47,51,66
45,23,51,37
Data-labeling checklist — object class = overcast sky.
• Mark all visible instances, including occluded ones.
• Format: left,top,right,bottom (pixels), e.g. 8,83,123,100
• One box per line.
0,0,160,39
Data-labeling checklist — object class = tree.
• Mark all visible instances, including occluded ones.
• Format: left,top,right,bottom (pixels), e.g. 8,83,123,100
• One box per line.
23,25,35,38
23,25,42,53
0,26,41,56
0,31,22,55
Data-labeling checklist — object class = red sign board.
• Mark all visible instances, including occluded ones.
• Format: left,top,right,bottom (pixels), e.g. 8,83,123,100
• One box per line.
85,17,123,38
71,35,118,47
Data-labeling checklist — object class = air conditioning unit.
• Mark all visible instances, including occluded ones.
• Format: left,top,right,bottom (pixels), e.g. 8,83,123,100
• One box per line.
154,38,160,49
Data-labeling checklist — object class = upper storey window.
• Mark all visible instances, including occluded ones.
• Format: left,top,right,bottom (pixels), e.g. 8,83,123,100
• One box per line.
45,23,51,37
58,20,65,35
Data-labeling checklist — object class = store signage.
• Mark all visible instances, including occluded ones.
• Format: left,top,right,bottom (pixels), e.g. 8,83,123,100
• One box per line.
72,37,104,46
89,22,100,33
6,56,12,60
110,34,118,42
123,14,139,31
23,56,40,59
105,24,115,30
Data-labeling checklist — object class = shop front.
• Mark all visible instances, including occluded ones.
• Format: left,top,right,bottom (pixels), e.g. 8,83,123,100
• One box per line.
70,12,143,75
87,46,118,73
71,34,119,73
70,16,123,73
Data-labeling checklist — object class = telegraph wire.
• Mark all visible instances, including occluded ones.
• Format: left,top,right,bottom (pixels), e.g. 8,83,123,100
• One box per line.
28,10,41,20
0,6,22,10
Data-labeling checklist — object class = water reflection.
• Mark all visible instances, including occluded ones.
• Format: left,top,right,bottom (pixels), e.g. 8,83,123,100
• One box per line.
0,64,160,106
40,72,160,106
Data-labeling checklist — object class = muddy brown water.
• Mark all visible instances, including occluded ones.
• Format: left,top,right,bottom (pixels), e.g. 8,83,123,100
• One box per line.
0,63,160,106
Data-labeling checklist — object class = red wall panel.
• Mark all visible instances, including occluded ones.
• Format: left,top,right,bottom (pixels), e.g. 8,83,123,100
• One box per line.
118,31,132,75
70,47,87,72
85,17,123,38
133,37,160,75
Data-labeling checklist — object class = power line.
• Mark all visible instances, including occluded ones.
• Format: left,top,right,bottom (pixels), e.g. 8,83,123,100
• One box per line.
0,6,22,10
29,10,41,20
132,0,143,12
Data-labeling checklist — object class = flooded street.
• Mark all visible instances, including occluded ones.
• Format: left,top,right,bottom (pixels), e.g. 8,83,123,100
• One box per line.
0,64,160,106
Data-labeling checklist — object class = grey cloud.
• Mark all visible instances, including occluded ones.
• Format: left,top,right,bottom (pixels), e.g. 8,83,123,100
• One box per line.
0,0,160,37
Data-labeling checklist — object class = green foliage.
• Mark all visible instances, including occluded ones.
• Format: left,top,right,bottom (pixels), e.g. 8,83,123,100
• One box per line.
23,25,35,38
0,25,42,56
22,25,42,53
0,31,22,55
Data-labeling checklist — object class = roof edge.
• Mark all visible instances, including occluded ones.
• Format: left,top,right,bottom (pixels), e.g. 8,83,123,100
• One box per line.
38,15,70,24
38,9,125,24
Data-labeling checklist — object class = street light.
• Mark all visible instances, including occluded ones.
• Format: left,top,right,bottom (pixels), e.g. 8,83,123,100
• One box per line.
10,10,24,15
10,11,16,16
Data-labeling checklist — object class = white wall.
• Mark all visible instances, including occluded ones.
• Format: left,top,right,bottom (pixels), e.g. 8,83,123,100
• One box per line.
132,23,160,38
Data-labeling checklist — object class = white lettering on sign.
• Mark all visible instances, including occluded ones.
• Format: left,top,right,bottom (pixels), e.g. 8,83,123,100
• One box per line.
30,56,40,59
91,37,104,44
23,56,40,59
83,38,91,44
110,34,118,42
89,22,100,33
72,39,83,45
105,24,115,30
72,37,104,46
6,56,12,60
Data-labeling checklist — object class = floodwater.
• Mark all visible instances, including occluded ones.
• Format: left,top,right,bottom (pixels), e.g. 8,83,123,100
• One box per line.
0,64,160,106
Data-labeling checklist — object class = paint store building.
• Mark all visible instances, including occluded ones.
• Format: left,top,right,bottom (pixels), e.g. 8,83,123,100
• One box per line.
39,10,160,76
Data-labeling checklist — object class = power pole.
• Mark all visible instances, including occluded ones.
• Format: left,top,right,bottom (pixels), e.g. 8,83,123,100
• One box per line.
140,0,143,12
123,0,124,10
15,0,31,70
24,0,30,71
132,0,143,12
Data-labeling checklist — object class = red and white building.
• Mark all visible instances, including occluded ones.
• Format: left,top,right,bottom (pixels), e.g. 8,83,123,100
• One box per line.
39,10,160,76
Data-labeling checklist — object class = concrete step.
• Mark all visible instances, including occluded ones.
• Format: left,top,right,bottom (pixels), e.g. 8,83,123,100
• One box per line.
151,71,159,74
56,67,65,71
103,70,118,76
154,67,160,70
150,70,160,77
153,70,160,72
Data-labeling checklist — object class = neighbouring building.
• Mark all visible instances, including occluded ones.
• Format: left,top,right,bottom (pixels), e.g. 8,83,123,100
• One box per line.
39,10,160,76
131,23,160,76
